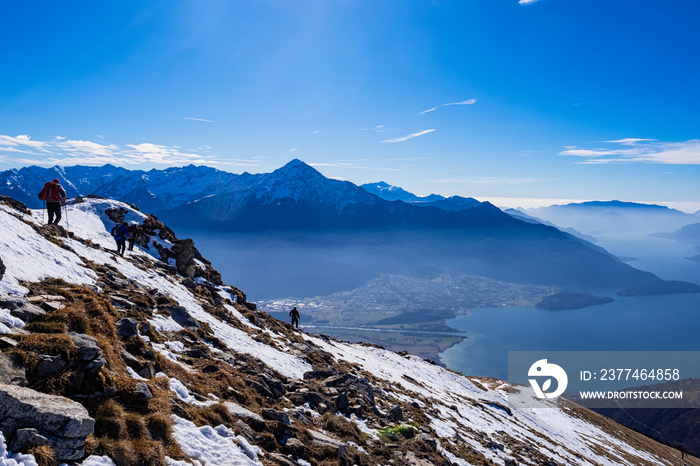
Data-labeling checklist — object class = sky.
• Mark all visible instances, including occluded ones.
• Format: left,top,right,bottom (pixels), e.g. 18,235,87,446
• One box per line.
1,0,699,211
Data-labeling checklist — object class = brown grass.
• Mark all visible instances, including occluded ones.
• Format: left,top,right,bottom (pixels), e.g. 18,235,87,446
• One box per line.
26,445,57,466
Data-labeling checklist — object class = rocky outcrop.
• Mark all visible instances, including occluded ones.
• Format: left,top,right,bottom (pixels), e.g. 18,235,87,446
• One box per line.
0,256,4,282
0,196,31,215
0,354,25,386
0,383,95,461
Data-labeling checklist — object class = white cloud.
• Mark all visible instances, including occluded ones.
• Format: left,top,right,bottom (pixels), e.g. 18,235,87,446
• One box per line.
287,148,299,152
381,129,435,143
16,135,31,141
311,130,320,134
182,117,217,123
519,0,539,4
604,138,656,145
358,125,385,131
0,134,219,167
55,135,67,141
420,99,477,114
419,107,439,115
560,138,700,165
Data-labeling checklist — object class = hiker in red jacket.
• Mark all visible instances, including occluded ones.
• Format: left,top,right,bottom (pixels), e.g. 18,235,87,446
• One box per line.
38,178,67,225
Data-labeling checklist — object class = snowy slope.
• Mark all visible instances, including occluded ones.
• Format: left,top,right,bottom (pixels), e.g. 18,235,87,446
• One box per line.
0,197,692,466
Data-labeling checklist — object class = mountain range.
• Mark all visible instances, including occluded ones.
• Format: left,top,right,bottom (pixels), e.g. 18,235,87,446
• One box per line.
2,161,696,294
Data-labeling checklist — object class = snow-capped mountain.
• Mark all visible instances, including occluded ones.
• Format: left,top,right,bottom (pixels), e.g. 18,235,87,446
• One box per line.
0,195,693,466
360,181,443,203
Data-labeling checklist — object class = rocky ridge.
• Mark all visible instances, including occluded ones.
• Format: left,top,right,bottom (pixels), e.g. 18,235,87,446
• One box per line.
0,196,695,465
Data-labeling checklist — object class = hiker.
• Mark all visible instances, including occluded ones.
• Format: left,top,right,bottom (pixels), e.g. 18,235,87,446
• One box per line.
127,224,140,251
38,178,66,225
111,221,129,256
289,306,300,328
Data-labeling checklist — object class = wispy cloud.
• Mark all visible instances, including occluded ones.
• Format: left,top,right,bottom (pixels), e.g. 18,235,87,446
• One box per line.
310,130,320,134
429,176,546,185
0,134,225,167
420,99,476,114
560,138,700,164
358,125,385,132
182,117,217,123
518,0,539,4
381,129,435,143
287,148,299,152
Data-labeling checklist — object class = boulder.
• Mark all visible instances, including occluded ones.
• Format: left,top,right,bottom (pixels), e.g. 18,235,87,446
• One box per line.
116,318,139,337
224,402,265,430
388,405,404,423
0,354,26,386
0,256,4,281
36,355,64,378
0,383,94,461
307,429,346,457
262,408,290,425
133,382,153,401
69,333,101,361
166,306,200,328
9,303,46,323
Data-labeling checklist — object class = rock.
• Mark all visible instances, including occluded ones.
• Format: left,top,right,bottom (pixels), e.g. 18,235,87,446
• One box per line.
0,196,30,215
505,460,519,466
0,256,3,281
181,277,197,289
133,382,153,400
282,437,306,455
36,354,64,378
307,429,346,457
27,295,66,304
69,333,101,361
261,374,286,399
235,420,254,441
0,383,94,461
166,306,200,328
399,451,435,466
9,427,48,451
0,337,18,350
86,357,106,373
110,296,138,309
224,402,265,430
262,408,290,425
116,318,139,337
0,354,26,386
416,433,437,450
388,405,404,422
40,301,65,312
268,453,300,466
9,303,46,323
120,349,141,368
334,393,349,414
185,348,208,358
173,239,197,278
248,380,274,399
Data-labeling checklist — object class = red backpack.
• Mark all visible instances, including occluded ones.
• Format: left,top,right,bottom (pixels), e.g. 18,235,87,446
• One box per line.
38,182,60,202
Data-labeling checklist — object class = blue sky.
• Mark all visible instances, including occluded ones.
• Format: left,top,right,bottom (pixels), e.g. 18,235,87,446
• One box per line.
1,0,699,211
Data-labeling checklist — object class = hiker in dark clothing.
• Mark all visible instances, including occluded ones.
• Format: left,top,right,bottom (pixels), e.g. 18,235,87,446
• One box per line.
111,221,129,256
127,224,139,251
289,307,300,328
38,178,67,225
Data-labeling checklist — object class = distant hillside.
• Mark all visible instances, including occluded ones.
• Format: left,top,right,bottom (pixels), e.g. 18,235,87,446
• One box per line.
526,200,698,235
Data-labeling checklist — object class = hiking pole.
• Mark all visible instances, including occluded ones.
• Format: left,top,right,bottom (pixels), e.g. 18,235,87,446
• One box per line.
64,201,69,231
43,200,46,225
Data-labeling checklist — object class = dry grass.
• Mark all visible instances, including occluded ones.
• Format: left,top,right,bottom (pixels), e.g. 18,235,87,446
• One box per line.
316,413,365,444
26,445,57,466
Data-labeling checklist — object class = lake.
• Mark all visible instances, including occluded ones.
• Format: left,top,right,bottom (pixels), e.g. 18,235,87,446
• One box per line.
439,233,700,380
